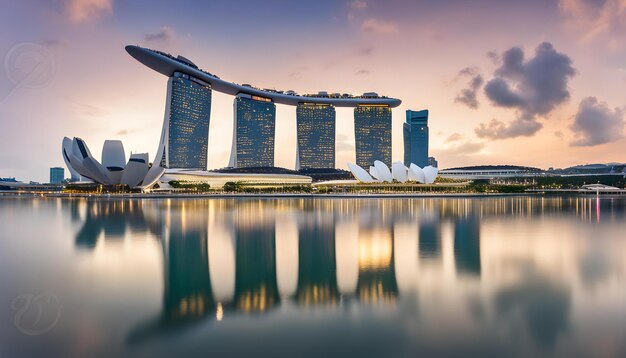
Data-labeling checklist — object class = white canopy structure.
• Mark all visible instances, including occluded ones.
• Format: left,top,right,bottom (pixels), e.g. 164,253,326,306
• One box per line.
347,163,376,182
392,161,408,182
347,161,438,184
374,161,393,182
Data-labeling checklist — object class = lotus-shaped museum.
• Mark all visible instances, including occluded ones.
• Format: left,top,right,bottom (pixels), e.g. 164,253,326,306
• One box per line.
62,137,165,189
347,161,438,184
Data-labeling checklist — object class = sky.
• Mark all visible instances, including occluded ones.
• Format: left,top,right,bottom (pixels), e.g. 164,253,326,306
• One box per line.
0,0,625,182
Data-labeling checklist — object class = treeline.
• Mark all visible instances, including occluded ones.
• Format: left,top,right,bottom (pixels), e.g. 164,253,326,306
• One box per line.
168,180,211,192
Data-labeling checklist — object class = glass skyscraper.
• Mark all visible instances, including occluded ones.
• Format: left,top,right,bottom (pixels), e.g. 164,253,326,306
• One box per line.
296,103,335,169
49,167,64,184
403,109,429,167
354,105,392,168
165,72,212,169
229,94,276,168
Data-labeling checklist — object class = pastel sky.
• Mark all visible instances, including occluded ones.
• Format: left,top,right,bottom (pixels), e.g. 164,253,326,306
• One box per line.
1,0,625,182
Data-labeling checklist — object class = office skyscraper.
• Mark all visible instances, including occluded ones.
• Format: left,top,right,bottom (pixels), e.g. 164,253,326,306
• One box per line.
50,167,64,184
164,72,212,169
296,103,335,169
354,105,392,168
403,109,429,167
229,94,276,168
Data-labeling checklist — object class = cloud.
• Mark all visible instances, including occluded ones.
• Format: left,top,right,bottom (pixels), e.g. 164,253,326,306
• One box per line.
355,69,371,75
65,0,113,22
486,51,500,65
69,101,108,118
554,131,564,139
144,26,175,42
358,46,374,56
445,133,464,143
336,141,353,152
570,96,624,146
347,0,367,22
475,118,543,139
486,43,575,117
476,42,576,139
350,0,368,9
40,38,66,47
115,128,139,136
454,67,484,109
361,18,399,34
559,0,626,46
440,140,486,156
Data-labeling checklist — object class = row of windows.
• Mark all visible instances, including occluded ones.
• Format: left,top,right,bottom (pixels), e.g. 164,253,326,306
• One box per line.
234,96,276,168
168,74,212,170
297,104,335,169
354,106,392,168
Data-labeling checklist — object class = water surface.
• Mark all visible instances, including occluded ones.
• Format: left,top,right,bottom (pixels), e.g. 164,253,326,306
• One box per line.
1,196,625,357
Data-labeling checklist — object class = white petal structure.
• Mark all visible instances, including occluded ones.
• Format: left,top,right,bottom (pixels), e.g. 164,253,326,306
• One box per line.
408,164,426,183
102,140,126,183
63,137,160,189
83,157,114,185
347,162,375,182
121,153,149,187
140,166,166,190
423,165,439,184
369,166,381,181
62,137,81,180
102,140,126,170
374,161,393,182
392,161,408,183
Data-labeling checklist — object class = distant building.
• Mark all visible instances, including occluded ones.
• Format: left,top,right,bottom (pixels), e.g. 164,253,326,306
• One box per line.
164,72,212,170
403,109,429,167
50,167,64,184
354,105,392,168
439,165,544,180
229,94,276,168
428,156,438,168
296,103,335,169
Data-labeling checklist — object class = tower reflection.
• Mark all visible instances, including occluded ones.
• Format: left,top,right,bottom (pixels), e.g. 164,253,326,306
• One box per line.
296,216,339,306
58,196,626,352
234,222,280,313
453,215,481,276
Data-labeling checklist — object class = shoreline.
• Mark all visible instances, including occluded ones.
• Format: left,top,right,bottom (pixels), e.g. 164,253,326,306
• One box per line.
0,192,616,199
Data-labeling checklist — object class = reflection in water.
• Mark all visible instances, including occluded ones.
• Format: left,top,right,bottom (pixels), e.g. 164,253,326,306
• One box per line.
454,215,481,276
75,200,161,248
234,222,279,313
495,270,570,350
52,196,626,356
356,226,398,304
418,220,440,260
296,218,338,306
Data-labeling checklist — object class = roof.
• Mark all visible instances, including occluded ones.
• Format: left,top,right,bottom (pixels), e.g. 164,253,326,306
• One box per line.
441,165,543,172
126,45,402,108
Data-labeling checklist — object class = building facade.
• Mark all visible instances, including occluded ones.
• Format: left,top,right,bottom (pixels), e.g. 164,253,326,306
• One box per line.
296,103,335,169
50,167,64,184
354,105,392,168
164,72,212,169
229,94,276,168
403,109,429,168
124,46,403,182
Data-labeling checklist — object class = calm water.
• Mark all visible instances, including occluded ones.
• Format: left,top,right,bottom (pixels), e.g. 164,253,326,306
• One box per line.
1,196,625,358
